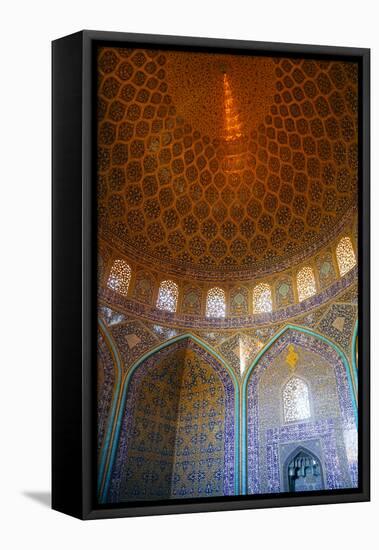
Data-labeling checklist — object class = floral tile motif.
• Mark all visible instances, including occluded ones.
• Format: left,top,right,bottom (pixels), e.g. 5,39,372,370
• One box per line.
109,321,159,372
97,330,116,452
247,328,357,494
107,338,236,502
317,304,357,354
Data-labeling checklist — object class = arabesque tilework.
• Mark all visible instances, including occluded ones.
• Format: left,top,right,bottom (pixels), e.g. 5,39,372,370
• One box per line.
106,338,236,502
96,49,359,504
246,329,357,494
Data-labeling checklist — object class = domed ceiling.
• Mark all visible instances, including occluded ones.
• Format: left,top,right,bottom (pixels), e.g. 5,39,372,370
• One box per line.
97,47,358,281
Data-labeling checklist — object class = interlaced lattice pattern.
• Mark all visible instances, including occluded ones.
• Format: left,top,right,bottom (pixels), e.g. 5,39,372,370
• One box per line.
283,377,311,422
336,237,356,276
253,283,273,313
296,267,316,302
107,259,131,296
206,287,226,318
97,49,358,280
156,280,179,312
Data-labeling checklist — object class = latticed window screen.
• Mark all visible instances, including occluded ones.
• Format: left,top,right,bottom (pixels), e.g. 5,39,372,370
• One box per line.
107,259,131,296
296,266,316,302
253,283,273,313
336,236,356,276
206,287,226,318
156,280,179,312
283,377,311,422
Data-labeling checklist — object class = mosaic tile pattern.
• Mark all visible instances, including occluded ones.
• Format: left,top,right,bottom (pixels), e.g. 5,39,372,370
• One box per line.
295,304,330,328
275,276,295,309
317,303,357,354
283,378,311,422
109,320,159,372
266,420,346,492
97,50,358,281
98,242,113,285
219,333,265,378
107,338,236,502
98,265,357,330
147,323,183,342
182,285,202,315
316,250,337,289
96,47,360,504
230,286,249,316
98,284,357,379
246,329,357,494
131,270,156,304
193,330,232,349
253,283,273,313
100,305,129,326
336,283,358,305
97,300,358,501
97,329,116,452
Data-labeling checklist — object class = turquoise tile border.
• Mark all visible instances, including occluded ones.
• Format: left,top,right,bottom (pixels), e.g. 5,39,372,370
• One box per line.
240,324,357,495
97,319,123,495
352,320,358,390
97,322,357,501
98,332,240,503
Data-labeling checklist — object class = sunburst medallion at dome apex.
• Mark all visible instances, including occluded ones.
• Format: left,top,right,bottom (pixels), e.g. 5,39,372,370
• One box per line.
97,48,358,279
164,52,276,140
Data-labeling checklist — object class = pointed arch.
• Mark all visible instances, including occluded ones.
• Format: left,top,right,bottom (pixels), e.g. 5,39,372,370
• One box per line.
351,320,358,391
283,445,325,492
97,326,118,452
241,324,358,495
98,332,240,503
97,318,123,492
242,324,356,406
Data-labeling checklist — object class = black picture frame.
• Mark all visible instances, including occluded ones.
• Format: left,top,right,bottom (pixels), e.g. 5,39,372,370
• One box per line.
52,30,370,520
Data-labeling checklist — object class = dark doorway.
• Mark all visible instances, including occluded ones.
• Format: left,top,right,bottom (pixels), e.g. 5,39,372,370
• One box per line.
286,447,324,492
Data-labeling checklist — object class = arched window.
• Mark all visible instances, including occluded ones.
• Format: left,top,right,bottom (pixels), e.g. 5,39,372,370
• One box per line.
107,259,131,296
283,377,311,422
156,280,179,312
206,287,226,318
253,283,272,313
336,236,356,276
296,266,316,302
